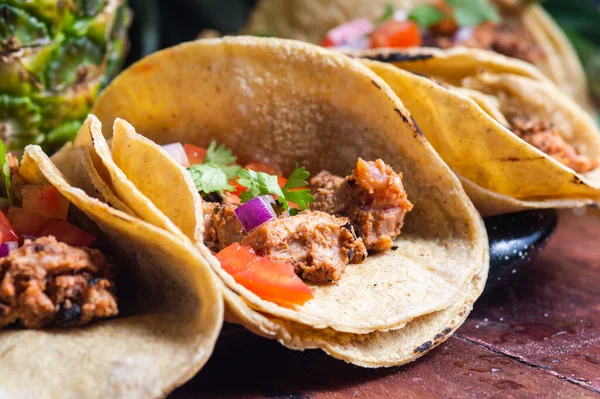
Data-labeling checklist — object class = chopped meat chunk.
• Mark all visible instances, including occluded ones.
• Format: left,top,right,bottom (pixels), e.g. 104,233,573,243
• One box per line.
203,202,245,252
434,22,544,64
311,159,413,252
7,153,24,204
0,237,117,329
241,211,367,283
511,117,598,174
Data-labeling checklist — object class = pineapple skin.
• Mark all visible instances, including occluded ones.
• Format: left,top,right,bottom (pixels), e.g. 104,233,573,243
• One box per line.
0,0,131,151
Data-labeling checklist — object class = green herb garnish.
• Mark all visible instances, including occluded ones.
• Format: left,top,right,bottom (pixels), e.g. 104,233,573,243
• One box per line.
377,3,395,24
187,140,241,192
408,5,446,28
0,141,13,206
236,165,314,213
446,0,500,27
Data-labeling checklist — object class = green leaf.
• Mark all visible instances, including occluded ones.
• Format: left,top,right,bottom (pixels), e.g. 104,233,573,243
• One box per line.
408,5,446,28
446,0,500,27
0,141,13,206
281,165,314,211
236,169,287,207
376,3,395,24
204,140,237,167
283,165,310,190
187,163,234,194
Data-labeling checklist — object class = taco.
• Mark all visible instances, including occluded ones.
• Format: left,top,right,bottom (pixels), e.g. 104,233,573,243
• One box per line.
0,142,223,397
348,47,600,215
78,37,488,366
242,0,592,112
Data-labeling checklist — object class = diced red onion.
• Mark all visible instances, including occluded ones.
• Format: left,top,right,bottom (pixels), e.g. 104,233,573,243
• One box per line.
161,143,190,167
324,18,374,47
0,241,19,257
234,196,276,232
337,36,371,51
454,27,474,43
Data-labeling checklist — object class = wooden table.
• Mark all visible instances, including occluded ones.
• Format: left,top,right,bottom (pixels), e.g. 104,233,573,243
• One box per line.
172,210,600,398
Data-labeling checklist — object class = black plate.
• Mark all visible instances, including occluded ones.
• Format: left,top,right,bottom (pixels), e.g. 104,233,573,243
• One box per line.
482,209,557,295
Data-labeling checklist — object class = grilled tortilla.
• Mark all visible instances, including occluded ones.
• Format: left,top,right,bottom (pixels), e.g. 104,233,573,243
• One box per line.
65,37,489,367
0,146,223,398
242,0,592,113
353,48,600,215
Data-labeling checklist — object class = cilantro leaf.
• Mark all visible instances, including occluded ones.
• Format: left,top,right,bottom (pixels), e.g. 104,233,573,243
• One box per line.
187,163,235,194
377,3,395,24
0,141,13,206
236,165,314,212
237,169,287,207
408,4,445,28
446,0,500,27
204,140,237,167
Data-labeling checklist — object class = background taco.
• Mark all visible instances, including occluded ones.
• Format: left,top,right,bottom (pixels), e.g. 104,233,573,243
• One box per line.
0,145,223,398
352,48,600,215
74,37,489,366
241,0,592,112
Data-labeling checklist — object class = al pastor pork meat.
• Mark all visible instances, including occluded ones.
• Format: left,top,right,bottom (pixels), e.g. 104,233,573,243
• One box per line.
511,117,598,174
241,211,366,283
311,158,413,251
0,237,117,329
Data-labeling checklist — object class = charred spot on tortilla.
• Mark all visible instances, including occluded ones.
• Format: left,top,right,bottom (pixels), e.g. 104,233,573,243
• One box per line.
442,327,452,335
414,340,433,353
573,175,585,185
393,108,410,126
411,117,424,137
371,80,381,90
391,246,398,251
366,52,434,63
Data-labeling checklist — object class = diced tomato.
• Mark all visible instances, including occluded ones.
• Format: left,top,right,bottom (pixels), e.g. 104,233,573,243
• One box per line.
216,243,314,307
0,211,19,243
22,185,69,220
6,207,49,237
235,257,314,307
184,144,207,165
244,162,282,176
39,220,96,247
370,20,422,49
216,243,260,275
321,18,374,48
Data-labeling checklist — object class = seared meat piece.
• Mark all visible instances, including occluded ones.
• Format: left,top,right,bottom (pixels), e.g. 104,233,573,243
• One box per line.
7,153,24,204
311,159,413,252
241,211,367,283
0,237,117,329
203,202,245,252
511,117,598,174
434,22,544,64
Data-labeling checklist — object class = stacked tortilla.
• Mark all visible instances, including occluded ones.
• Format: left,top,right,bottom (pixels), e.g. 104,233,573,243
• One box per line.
54,37,489,367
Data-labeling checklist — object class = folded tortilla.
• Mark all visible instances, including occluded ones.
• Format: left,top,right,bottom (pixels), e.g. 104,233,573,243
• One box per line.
0,146,224,398
351,48,600,215
73,37,489,366
242,0,592,112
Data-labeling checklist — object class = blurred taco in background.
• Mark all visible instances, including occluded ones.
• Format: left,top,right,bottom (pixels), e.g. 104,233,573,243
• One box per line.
76,37,489,367
0,141,223,397
242,0,592,112
349,47,600,215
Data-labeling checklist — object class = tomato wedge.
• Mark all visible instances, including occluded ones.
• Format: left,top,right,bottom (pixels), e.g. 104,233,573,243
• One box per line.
6,207,49,237
0,211,19,243
22,184,69,220
184,144,207,165
39,220,96,247
370,20,422,49
216,243,314,307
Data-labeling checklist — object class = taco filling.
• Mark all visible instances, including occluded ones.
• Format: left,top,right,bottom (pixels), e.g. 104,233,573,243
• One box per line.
509,117,598,174
0,141,117,329
164,141,412,305
320,1,544,65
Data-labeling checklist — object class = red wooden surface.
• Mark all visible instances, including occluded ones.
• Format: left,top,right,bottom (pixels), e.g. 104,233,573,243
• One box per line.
172,210,600,398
